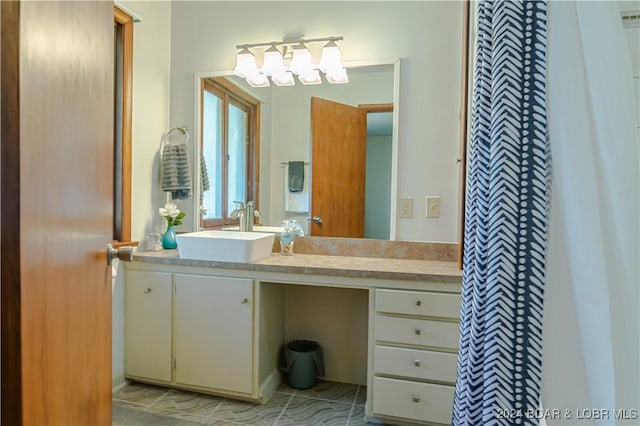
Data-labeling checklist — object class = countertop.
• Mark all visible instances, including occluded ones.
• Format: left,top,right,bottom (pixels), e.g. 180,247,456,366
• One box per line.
132,250,463,283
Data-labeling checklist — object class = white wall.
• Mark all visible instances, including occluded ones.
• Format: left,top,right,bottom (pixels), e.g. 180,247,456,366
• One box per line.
169,1,464,242
366,135,392,240
113,0,173,388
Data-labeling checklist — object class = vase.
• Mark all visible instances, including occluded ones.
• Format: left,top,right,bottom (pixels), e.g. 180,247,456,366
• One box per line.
162,226,177,249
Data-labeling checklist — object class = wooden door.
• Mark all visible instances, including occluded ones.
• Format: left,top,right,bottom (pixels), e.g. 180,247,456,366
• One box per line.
1,1,114,424
310,97,367,237
174,274,254,394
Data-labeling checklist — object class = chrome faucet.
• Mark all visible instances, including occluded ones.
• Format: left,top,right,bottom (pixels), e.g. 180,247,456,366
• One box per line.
231,201,261,232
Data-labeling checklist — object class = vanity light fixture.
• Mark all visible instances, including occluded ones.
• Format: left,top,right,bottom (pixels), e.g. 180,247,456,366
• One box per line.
234,36,348,87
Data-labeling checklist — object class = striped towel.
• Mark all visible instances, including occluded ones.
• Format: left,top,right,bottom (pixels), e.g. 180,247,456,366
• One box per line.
161,143,192,200
200,153,210,193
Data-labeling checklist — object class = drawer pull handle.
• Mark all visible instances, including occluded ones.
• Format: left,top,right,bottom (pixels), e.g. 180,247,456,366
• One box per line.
412,395,420,403
144,288,151,294
414,328,422,336
413,359,421,367
416,300,422,307
241,298,249,304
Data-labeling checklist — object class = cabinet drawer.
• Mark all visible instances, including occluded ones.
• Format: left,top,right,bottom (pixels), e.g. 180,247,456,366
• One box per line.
375,316,460,350
376,289,461,319
374,345,458,383
372,377,454,424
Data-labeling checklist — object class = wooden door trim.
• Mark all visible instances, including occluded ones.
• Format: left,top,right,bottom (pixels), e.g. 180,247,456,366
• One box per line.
1,1,24,423
114,5,133,242
358,103,393,112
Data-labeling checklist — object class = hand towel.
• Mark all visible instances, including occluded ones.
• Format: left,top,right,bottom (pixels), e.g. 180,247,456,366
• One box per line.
160,143,192,200
284,163,309,213
200,152,210,193
288,161,305,192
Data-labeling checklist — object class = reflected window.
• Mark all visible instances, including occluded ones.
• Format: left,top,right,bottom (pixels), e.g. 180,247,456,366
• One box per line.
200,78,259,228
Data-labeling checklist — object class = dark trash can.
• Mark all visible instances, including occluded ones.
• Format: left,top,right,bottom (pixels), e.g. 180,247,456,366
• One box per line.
280,340,325,389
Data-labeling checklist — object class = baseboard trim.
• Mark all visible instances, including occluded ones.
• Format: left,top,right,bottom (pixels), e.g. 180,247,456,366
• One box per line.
258,368,281,404
112,378,131,394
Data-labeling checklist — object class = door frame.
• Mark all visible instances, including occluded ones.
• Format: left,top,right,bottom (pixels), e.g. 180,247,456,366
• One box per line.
1,1,24,422
347,60,400,240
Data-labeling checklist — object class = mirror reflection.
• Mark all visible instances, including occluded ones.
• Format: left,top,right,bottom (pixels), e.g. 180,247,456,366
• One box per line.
198,63,396,238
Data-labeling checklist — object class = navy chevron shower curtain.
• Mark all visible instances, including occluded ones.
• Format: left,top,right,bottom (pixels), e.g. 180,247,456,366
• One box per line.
453,1,550,425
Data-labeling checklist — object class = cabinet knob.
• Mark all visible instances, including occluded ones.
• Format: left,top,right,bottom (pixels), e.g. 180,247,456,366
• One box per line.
416,300,422,307
412,395,420,403
241,298,249,304
413,359,421,367
414,328,421,336
144,288,151,294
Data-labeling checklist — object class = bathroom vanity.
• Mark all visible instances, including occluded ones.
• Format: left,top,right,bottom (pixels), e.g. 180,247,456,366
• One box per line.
124,248,462,425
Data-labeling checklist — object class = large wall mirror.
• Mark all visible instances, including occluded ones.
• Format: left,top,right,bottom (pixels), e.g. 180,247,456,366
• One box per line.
194,61,401,239
167,1,469,248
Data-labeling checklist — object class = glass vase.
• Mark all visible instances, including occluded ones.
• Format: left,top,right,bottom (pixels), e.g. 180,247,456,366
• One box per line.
162,226,177,249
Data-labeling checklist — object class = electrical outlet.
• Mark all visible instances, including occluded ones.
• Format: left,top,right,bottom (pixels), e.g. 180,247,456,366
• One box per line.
426,196,441,218
399,197,413,218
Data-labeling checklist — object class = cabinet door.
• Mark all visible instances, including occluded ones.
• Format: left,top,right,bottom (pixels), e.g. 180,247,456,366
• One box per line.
125,270,173,382
174,274,254,394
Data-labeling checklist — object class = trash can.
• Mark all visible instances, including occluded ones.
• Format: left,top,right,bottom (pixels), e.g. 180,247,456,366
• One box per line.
280,340,325,389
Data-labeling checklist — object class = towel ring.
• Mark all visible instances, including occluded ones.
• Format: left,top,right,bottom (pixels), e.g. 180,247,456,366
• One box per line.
163,125,189,147
159,126,191,204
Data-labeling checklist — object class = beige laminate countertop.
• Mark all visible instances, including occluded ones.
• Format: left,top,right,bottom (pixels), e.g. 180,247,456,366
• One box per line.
132,250,463,283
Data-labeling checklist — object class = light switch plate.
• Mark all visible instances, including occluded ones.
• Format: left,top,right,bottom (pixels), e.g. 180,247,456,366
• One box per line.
426,196,440,218
399,197,413,218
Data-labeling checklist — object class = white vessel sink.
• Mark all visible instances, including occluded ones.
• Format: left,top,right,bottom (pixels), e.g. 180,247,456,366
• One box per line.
176,230,275,263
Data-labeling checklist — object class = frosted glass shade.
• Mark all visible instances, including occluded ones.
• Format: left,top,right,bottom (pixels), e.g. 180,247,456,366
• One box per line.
326,67,349,84
289,44,313,76
261,45,285,76
246,73,270,87
272,71,295,86
319,41,342,74
298,69,322,85
234,48,258,78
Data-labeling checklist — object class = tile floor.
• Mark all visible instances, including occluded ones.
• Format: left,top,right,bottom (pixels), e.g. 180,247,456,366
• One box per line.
113,380,371,426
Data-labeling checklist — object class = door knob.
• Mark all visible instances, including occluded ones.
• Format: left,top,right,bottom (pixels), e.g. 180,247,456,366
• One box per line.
312,216,323,224
106,243,133,265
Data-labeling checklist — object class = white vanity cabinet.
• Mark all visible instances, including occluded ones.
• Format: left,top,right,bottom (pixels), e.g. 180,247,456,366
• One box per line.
371,289,461,425
125,270,173,383
173,274,254,394
125,266,262,399
125,253,463,421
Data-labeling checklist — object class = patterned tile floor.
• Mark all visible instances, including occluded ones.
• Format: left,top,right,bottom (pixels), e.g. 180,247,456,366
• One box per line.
113,380,370,426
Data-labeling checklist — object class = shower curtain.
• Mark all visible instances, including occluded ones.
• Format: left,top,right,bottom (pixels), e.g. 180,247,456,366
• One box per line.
453,1,551,425
542,1,639,425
